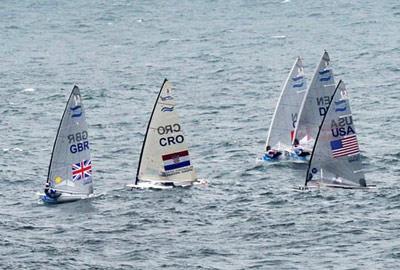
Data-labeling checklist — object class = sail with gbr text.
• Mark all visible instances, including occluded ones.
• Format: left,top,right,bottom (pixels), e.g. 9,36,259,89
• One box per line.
39,86,94,203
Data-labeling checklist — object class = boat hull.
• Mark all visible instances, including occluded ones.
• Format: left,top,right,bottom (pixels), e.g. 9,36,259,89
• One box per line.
262,150,310,163
127,182,174,190
294,182,377,191
38,192,93,204
127,179,207,190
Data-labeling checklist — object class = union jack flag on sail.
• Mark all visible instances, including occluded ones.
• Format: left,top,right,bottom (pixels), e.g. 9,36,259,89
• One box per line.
72,159,92,181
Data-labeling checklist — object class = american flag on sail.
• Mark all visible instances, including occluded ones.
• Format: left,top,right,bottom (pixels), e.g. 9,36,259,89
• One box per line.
330,134,359,158
72,159,92,181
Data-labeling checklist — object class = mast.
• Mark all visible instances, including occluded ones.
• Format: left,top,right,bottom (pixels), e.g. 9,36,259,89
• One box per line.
46,86,79,183
305,81,341,186
135,79,168,184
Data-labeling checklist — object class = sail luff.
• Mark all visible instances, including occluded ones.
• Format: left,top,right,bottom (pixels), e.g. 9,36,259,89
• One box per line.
46,86,79,183
135,79,168,184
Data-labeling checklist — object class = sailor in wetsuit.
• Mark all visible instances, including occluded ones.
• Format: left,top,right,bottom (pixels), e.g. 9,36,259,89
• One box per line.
293,138,310,157
265,145,282,159
44,183,61,199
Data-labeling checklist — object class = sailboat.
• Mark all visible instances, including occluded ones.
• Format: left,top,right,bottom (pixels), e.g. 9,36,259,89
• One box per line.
301,80,374,189
263,56,307,161
38,86,94,203
292,51,337,157
127,79,202,189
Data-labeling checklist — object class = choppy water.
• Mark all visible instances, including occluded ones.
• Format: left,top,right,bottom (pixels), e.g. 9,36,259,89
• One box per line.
1,0,400,269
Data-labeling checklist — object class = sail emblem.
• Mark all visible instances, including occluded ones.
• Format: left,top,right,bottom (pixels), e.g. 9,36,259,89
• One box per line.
54,176,63,184
319,69,330,75
292,75,303,81
70,105,82,118
70,94,82,117
334,100,347,112
292,75,304,88
160,95,173,101
72,159,92,181
161,106,174,112
318,69,331,82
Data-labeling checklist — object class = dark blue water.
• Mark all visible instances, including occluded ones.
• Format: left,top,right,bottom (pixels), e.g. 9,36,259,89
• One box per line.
1,0,400,269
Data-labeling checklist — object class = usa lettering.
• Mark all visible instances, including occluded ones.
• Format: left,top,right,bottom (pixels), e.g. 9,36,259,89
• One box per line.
157,124,184,146
68,131,90,153
331,116,355,137
331,116,353,128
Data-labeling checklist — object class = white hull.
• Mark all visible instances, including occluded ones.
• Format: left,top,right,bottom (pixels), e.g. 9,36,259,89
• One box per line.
127,182,174,190
294,182,377,191
127,179,208,190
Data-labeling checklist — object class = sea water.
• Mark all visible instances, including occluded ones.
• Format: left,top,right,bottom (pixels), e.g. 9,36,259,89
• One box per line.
1,0,399,269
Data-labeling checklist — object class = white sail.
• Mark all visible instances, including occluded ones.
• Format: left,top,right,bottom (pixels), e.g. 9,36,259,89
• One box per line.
135,79,197,186
293,51,336,149
47,86,93,195
305,80,367,188
266,57,307,150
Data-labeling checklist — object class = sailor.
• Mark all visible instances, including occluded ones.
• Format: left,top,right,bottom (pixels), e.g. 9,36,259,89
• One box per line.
44,183,61,199
293,138,310,157
265,145,282,159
